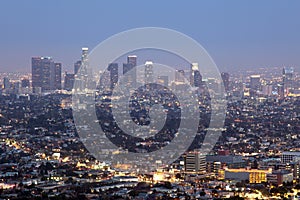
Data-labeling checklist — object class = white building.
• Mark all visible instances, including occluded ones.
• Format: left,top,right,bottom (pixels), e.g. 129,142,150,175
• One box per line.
281,151,300,164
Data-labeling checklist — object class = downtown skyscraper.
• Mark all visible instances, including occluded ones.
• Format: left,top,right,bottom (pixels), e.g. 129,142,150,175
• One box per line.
81,47,89,75
54,63,62,90
283,66,294,96
145,61,154,84
108,63,118,90
74,47,93,91
123,55,137,87
190,63,202,87
31,57,61,93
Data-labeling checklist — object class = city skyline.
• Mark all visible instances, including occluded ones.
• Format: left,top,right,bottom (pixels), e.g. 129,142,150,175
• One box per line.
2,1,300,199
1,54,300,198
1,0,300,72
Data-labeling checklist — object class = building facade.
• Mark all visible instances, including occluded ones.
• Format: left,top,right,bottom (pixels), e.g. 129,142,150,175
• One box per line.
32,57,55,92
184,151,206,173
108,63,118,90
281,151,300,164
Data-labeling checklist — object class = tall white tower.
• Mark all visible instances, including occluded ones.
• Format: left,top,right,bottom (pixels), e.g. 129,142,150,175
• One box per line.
81,47,89,75
145,61,154,84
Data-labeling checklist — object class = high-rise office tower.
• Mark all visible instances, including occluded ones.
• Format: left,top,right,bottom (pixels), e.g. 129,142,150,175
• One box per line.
175,69,185,83
81,47,89,75
277,84,284,99
32,57,62,92
283,66,294,95
145,61,153,84
75,48,90,91
20,78,31,94
190,63,202,87
3,77,11,89
250,75,261,90
193,71,202,87
221,72,230,92
54,63,62,90
99,70,111,91
74,60,81,75
123,63,134,86
127,55,137,66
32,57,54,92
64,72,75,91
184,151,206,173
108,63,118,90
123,55,137,87
249,75,261,97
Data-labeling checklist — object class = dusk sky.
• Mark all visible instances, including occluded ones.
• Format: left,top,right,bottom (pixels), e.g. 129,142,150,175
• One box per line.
0,0,300,72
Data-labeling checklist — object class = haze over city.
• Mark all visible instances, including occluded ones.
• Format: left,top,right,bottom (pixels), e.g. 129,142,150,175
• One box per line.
1,0,300,72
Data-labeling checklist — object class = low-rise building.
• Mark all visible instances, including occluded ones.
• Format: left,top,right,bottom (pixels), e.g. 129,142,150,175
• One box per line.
267,170,293,185
224,168,272,183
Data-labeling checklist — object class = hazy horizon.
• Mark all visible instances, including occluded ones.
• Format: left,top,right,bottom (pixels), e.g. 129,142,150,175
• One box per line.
1,0,300,72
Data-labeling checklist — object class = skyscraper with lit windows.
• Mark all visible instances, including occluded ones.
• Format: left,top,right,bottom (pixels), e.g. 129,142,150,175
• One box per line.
190,63,202,87
145,61,153,84
74,60,81,75
283,66,294,96
54,63,62,90
81,47,89,75
32,57,62,92
64,73,75,91
108,63,118,90
123,55,137,87
75,47,90,91
32,57,53,92
221,72,230,92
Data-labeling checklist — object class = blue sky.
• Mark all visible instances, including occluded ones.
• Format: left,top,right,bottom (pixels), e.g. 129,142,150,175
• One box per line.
0,0,300,72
